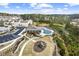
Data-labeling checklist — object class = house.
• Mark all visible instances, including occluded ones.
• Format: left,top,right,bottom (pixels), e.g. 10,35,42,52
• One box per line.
11,20,33,27
4,19,33,27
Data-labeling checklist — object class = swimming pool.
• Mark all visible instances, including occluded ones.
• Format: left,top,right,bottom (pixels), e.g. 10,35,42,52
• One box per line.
40,27,54,36
43,29,52,34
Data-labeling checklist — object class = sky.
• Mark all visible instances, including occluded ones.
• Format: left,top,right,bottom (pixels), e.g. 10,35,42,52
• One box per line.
0,3,79,14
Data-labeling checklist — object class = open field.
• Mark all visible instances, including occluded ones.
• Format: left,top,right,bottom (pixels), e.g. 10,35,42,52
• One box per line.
22,36,54,56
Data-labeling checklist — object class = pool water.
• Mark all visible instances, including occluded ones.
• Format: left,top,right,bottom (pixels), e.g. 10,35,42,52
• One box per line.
43,29,52,35
40,27,54,36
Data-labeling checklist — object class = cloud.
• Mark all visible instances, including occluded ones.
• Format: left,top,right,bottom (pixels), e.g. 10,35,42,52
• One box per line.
37,3,52,8
57,7,68,11
0,3,9,6
0,3,9,9
39,9,54,14
29,3,70,14
24,8,53,14
0,3,76,14
68,3,79,6
64,5,68,7
30,3,37,7
30,3,53,9
16,6,20,8
7,9,25,14
63,8,68,10
25,7,70,14
4,5,9,8
57,8,61,10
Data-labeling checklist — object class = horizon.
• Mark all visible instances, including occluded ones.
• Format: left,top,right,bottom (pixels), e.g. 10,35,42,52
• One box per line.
1,12,79,15
0,3,79,14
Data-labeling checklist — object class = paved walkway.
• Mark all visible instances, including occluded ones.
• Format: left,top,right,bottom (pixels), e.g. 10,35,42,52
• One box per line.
19,36,36,56
0,34,24,52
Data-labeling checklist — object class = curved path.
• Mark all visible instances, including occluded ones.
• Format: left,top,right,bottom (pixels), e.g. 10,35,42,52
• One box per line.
0,27,25,52
19,36,36,56
0,34,24,52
